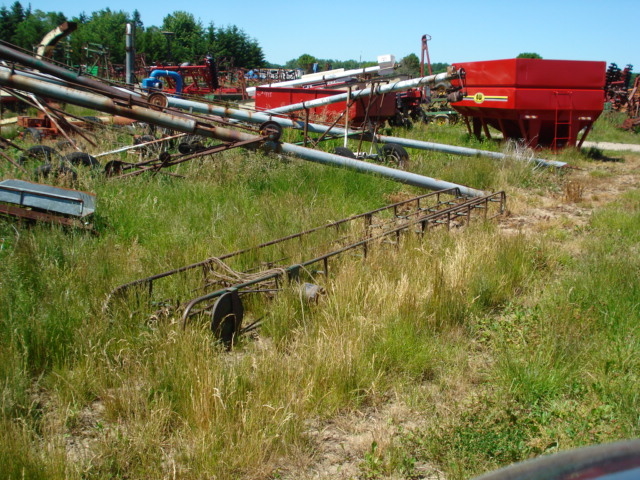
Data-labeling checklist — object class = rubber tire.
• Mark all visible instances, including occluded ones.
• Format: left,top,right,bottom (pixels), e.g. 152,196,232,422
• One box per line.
56,139,74,150
64,152,100,168
388,112,407,128
18,145,59,165
381,143,409,169
134,134,156,145
104,160,125,177
333,146,356,159
178,141,205,155
134,134,158,156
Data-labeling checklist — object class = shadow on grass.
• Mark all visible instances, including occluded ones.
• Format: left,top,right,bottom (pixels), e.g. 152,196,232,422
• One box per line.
583,147,623,163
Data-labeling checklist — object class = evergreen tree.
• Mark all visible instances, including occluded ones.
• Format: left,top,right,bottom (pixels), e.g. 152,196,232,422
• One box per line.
161,11,205,64
69,9,131,66
0,1,26,43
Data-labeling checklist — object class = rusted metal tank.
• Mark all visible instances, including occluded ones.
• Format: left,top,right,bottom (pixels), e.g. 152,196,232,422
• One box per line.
450,58,606,149
254,86,397,126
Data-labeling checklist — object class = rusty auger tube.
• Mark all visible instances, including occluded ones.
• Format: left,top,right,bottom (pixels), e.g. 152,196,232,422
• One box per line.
0,42,137,103
0,66,259,143
0,67,486,196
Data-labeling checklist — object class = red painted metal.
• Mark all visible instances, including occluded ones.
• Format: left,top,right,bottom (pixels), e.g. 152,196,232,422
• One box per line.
146,57,250,99
450,58,606,149
254,86,397,126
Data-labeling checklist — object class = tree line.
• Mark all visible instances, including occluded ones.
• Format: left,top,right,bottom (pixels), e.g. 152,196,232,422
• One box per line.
286,53,451,78
0,2,266,70
0,1,453,76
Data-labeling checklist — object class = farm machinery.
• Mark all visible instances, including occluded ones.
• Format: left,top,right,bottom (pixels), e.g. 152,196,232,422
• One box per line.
603,62,639,131
141,57,303,101
0,42,490,194
141,55,254,100
449,58,606,149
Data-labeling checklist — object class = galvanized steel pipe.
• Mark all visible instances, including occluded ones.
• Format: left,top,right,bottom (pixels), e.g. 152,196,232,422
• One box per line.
0,67,486,196
277,143,486,197
125,23,135,85
263,71,455,115
245,65,381,96
166,97,566,168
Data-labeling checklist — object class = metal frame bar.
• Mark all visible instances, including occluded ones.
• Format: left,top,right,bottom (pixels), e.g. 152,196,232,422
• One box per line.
103,190,506,327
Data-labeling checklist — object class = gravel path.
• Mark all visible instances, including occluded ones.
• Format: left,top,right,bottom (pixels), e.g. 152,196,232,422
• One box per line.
581,141,640,152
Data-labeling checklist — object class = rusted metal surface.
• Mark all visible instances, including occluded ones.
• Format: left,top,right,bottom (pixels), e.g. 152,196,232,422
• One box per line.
0,63,488,195
0,65,265,143
0,42,139,105
0,179,95,229
0,203,92,229
105,137,264,178
35,22,77,59
604,63,633,111
104,189,506,340
621,76,640,131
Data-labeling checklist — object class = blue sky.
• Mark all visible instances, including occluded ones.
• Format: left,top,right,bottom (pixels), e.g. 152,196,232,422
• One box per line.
3,0,638,69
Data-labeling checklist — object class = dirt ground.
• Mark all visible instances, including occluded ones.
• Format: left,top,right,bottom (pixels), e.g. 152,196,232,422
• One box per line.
275,146,640,480
501,147,640,236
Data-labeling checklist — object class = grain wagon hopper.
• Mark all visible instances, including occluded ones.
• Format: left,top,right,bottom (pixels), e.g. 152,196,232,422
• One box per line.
450,58,606,149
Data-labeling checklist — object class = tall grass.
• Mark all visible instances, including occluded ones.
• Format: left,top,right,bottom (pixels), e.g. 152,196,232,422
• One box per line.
0,113,637,478
396,190,640,479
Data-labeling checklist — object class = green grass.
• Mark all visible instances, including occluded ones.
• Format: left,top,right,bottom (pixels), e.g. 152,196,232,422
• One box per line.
387,190,640,479
0,112,639,479
587,111,640,143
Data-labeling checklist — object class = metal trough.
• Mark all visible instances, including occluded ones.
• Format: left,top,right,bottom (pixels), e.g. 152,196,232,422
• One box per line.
0,179,95,216
0,179,96,227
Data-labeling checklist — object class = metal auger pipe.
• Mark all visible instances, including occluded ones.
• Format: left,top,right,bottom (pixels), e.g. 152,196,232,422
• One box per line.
0,43,563,168
166,97,567,169
276,142,486,197
0,66,261,142
262,71,456,115
245,65,382,96
0,67,487,197
373,134,568,168
0,37,561,170
0,42,138,103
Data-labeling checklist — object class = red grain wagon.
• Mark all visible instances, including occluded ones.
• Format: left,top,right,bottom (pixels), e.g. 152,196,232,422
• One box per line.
254,86,397,127
450,58,606,149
